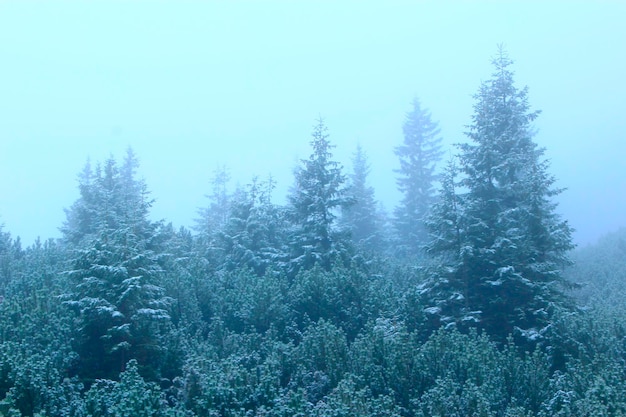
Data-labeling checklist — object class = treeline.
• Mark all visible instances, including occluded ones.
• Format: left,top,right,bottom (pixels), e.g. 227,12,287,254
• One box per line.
0,48,625,416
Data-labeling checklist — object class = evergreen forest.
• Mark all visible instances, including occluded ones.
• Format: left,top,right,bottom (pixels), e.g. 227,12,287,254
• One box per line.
1,49,625,417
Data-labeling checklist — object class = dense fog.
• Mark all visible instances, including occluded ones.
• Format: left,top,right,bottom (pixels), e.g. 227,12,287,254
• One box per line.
1,2,624,246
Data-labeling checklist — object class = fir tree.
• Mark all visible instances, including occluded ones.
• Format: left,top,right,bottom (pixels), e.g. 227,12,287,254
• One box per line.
61,148,153,247
65,229,171,383
423,48,575,344
394,97,443,256
195,165,231,236
287,118,349,273
61,158,97,245
217,176,288,275
341,144,385,252
193,165,232,263
62,152,170,383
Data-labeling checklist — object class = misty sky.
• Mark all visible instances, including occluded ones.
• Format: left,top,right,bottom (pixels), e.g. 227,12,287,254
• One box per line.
1,1,625,247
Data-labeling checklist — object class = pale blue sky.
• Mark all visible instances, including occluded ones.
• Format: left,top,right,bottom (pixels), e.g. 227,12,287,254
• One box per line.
1,1,625,246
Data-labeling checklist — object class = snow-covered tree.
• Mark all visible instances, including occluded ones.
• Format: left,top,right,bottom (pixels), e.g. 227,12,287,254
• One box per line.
423,48,575,344
65,228,171,382
0,225,20,294
61,158,97,244
287,118,350,273
217,176,288,275
61,148,153,247
394,97,443,256
62,151,171,382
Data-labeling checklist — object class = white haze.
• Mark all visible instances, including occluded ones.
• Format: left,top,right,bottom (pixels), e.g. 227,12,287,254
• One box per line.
0,1,625,247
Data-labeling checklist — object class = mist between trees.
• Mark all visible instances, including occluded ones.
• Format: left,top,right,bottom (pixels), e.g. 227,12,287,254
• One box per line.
0,47,625,417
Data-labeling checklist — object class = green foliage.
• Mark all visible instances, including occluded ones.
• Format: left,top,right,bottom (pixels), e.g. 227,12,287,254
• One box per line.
0,352,86,417
217,269,291,334
178,333,287,416
313,376,402,417
85,359,182,417
414,377,494,417
0,238,82,417
348,318,414,407
540,358,626,417
289,264,390,340
292,320,348,402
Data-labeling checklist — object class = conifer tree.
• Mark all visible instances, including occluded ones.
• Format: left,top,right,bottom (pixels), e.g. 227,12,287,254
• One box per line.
61,158,97,245
287,118,349,273
217,176,288,275
194,165,231,237
341,144,385,252
394,97,443,256
62,151,171,382
0,225,18,294
423,48,574,344
66,229,171,382
61,148,154,247
193,165,233,264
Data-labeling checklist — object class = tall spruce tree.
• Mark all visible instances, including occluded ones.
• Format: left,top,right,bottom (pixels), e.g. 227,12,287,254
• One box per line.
423,48,574,344
341,144,385,252
62,150,171,383
394,97,443,256
287,118,349,273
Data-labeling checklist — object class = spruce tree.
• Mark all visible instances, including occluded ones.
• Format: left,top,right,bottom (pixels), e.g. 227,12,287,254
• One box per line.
193,165,232,264
66,229,171,382
287,118,349,273
194,165,231,237
0,225,18,294
341,144,385,252
423,48,575,344
62,148,154,247
62,151,171,382
394,97,443,256
61,158,97,245
217,176,288,275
